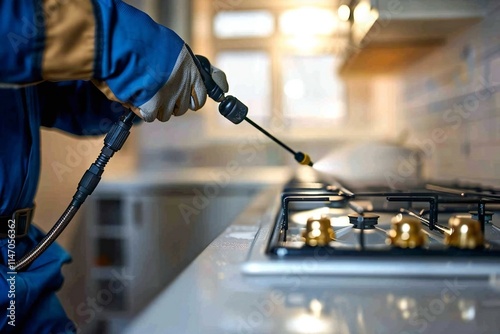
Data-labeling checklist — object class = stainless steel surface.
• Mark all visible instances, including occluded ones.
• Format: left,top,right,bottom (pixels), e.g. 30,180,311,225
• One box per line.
243,179,500,279
243,220,500,278
126,187,500,334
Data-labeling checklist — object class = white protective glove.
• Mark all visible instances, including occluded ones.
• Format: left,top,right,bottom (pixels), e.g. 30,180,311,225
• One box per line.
210,65,229,94
138,46,229,122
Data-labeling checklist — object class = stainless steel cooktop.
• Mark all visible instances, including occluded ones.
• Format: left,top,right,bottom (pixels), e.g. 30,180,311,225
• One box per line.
243,170,500,278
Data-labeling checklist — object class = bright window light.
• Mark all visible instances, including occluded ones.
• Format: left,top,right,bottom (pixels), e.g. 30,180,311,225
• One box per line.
280,7,338,36
215,51,271,123
214,10,274,38
284,79,305,100
282,55,346,124
338,4,351,22
354,1,373,24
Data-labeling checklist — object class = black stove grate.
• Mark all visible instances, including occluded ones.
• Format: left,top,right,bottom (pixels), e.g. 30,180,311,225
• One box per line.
267,178,500,258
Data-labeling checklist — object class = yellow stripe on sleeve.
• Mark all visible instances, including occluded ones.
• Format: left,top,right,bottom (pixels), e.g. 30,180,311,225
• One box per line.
42,0,95,80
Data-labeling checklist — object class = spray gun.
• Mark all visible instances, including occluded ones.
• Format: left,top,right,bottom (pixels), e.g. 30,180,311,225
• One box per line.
13,51,314,271
191,51,314,167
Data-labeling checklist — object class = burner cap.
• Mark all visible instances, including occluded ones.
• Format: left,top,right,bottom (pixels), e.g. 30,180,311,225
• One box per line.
348,213,379,229
302,215,335,247
387,215,427,249
445,216,484,249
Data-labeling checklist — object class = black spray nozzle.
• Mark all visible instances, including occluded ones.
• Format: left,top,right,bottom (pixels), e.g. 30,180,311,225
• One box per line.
219,96,248,124
188,47,314,168
294,151,314,167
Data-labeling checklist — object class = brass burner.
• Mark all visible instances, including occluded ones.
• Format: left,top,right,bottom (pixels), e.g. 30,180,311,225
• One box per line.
303,215,335,247
387,215,427,248
445,216,484,249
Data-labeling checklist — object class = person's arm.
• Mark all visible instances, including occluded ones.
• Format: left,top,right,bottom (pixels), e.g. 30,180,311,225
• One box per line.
0,0,207,122
37,80,138,136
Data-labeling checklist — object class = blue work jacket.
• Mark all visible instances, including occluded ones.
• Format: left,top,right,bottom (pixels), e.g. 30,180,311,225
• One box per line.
0,81,128,333
0,0,173,332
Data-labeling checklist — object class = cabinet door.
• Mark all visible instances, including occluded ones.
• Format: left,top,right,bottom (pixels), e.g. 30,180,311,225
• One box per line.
126,195,163,312
151,187,256,285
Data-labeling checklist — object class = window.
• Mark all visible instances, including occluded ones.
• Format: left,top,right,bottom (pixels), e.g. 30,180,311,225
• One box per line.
193,0,349,137
215,51,271,123
214,10,274,38
282,55,346,125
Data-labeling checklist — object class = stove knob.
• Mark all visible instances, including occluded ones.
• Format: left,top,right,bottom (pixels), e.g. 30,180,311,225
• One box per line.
387,215,427,248
303,215,335,247
445,216,484,249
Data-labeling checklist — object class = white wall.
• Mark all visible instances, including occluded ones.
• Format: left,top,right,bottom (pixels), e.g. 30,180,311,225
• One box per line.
394,3,500,186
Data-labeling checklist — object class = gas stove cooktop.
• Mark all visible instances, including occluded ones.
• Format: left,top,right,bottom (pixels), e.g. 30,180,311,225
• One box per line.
242,170,500,278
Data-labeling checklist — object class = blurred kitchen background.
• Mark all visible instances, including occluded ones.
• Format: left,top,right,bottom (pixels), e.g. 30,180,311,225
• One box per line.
32,0,499,332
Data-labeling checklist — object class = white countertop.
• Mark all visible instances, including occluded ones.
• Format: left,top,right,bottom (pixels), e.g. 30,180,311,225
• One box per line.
98,166,294,191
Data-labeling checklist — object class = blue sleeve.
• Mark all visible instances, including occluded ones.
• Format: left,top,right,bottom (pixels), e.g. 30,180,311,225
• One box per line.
0,1,44,84
37,80,141,136
0,0,184,110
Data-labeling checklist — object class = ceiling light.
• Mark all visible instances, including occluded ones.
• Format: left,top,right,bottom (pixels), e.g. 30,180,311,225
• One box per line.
338,4,351,22
280,7,337,36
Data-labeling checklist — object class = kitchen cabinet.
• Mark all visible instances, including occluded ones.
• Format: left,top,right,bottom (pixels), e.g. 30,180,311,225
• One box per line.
84,184,259,333
82,167,291,333
340,0,487,74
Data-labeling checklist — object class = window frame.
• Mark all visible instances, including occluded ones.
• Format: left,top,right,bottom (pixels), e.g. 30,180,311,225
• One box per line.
192,0,350,141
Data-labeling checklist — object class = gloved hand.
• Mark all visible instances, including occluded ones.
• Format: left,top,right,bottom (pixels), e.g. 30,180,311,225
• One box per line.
89,1,216,122
136,49,230,122
132,45,208,122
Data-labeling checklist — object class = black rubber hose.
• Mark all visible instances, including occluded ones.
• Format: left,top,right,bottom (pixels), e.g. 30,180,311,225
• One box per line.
14,205,78,271
14,110,137,271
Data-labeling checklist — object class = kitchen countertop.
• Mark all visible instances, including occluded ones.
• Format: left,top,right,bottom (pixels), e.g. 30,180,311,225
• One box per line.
124,185,500,334
98,166,294,192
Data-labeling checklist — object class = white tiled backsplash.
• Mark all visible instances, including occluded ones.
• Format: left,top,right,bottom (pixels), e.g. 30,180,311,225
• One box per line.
396,3,500,187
